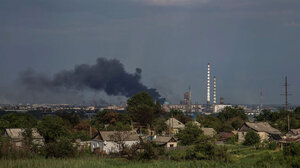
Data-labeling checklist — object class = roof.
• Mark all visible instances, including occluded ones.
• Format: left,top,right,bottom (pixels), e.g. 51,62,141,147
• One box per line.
96,131,139,141
219,132,234,140
154,136,177,145
192,121,201,127
201,128,216,137
165,118,185,129
5,128,43,139
290,129,300,135
244,122,281,135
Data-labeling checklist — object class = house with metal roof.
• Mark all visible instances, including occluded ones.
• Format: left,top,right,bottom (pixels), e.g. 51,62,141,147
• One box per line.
201,127,216,137
3,128,44,147
238,122,282,143
153,136,177,148
165,118,185,134
91,131,139,154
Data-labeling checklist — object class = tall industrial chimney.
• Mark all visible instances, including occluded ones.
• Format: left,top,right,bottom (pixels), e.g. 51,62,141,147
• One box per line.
207,63,211,110
213,76,216,105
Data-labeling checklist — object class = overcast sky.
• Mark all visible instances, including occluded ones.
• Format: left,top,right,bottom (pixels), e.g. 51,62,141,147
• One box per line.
1,0,300,105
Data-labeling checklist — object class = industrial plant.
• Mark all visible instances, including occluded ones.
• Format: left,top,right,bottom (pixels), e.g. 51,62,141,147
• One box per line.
162,63,234,116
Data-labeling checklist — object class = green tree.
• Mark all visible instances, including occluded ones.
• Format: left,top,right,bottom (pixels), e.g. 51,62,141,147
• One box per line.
196,115,222,132
0,113,37,132
127,92,161,127
37,116,68,143
255,109,273,122
42,137,77,158
217,107,248,122
57,112,80,128
176,122,203,145
169,109,192,124
153,118,167,135
243,130,260,146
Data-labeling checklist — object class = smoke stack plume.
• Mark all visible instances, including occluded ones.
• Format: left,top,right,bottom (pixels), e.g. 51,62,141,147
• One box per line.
20,58,161,100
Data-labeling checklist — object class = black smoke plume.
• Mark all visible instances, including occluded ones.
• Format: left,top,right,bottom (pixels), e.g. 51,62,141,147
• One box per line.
20,58,161,100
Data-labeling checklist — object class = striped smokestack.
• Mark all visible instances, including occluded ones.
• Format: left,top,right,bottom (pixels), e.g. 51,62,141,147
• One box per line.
207,63,210,108
213,76,216,105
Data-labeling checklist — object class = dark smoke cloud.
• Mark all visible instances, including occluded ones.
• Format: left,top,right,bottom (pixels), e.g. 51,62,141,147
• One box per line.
20,58,161,100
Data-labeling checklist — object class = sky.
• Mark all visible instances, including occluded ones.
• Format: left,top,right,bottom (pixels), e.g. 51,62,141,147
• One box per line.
0,0,300,105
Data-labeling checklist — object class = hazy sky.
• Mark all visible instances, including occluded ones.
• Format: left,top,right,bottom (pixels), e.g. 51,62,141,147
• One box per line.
1,0,300,105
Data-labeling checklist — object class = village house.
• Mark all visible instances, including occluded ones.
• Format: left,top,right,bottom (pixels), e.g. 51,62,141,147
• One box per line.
91,131,139,154
74,139,91,151
285,129,300,138
238,122,281,143
165,117,185,134
3,128,44,147
153,136,178,148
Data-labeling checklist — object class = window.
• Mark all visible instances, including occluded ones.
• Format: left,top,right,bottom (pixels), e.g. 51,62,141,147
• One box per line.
170,144,174,147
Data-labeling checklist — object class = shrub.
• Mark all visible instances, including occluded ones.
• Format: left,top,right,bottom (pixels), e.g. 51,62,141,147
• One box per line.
139,142,158,160
176,122,203,145
226,135,237,144
41,138,77,158
243,131,260,146
282,142,300,167
167,150,186,161
283,142,300,157
268,141,277,150
182,143,232,163
255,152,276,167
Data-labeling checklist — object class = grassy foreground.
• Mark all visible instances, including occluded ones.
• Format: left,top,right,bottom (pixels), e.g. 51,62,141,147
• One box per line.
0,145,287,168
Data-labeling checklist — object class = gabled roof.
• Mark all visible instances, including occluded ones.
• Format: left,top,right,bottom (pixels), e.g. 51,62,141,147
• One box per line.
165,118,185,129
4,128,43,139
219,132,234,140
243,122,281,135
192,121,201,127
155,136,176,143
290,129,300,135
93,131,139,141
201,128,216,137
154,136,177,145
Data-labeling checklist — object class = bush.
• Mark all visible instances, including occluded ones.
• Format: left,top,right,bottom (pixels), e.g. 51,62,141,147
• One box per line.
175,143,232,163
139,142,158,160
41,138,77,158
283,142,300,157
268,141,277,150
283,142,300,167
167,150,186,161
255,152,277,167
243,131,260,146
176,122,203,145
226,135,237,144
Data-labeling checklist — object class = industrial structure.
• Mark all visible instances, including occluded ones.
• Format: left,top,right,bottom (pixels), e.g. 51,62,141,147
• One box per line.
213,76,217,106
206,63,211,111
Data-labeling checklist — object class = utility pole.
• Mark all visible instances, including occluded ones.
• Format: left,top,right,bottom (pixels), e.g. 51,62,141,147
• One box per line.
260,88,263,112
285,76,290,131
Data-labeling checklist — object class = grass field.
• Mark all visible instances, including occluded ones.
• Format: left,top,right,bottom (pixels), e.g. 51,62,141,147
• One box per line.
0,145,287,168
